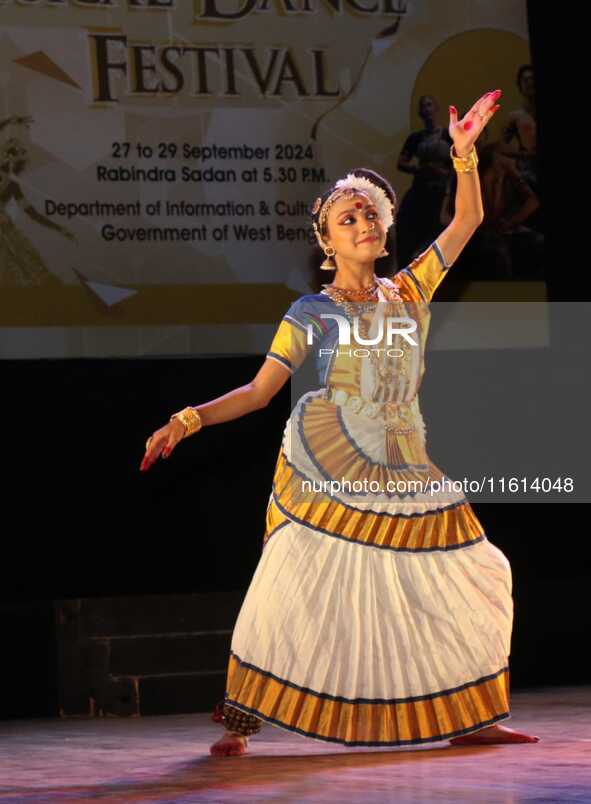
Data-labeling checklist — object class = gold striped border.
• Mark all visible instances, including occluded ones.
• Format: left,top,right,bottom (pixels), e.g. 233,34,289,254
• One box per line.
272,451,485,551
226,652,510,746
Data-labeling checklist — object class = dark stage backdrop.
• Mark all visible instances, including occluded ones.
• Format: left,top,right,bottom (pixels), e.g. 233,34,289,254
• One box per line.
2,4,586,721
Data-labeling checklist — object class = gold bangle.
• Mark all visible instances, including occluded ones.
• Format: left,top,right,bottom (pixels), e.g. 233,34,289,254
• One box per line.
170,406,203,437
450,144,479,173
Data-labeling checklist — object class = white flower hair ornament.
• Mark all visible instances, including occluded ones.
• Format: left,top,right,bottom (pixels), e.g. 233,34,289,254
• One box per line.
334,174,395,230
311,173,396,248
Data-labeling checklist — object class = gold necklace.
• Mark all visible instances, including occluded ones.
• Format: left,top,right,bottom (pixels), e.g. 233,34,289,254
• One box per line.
321,283,380,316
321,279,379,302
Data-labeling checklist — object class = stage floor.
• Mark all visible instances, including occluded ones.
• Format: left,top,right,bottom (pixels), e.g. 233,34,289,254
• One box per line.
1,686,589,803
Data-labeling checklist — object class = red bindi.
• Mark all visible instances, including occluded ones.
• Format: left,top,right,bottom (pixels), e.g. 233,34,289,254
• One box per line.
354,201,363,209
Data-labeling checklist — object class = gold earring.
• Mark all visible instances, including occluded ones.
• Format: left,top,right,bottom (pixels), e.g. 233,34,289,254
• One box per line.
320,245,336,270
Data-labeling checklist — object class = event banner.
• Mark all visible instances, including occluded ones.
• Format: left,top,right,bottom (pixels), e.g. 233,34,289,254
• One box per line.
0,0,533,358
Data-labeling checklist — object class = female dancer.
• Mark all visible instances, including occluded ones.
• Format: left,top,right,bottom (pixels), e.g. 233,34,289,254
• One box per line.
140,88,540,756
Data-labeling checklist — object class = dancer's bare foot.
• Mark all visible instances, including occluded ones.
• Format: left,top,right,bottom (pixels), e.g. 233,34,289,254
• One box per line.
209,730,249,756
450,724,540,745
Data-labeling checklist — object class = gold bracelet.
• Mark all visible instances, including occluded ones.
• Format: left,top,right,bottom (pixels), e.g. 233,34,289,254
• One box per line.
450,144,479,173
169,406,203,437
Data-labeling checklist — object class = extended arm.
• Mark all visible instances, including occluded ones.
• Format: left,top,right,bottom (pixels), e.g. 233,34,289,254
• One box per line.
143,275,328,472
194,358,291,427
140,357,291,471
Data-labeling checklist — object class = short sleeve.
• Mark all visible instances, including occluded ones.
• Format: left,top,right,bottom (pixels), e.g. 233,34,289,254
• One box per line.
266,296,323,375
396,240,451,304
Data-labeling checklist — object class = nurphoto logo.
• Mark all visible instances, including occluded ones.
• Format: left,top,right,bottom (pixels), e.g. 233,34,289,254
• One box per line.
306,312,418,357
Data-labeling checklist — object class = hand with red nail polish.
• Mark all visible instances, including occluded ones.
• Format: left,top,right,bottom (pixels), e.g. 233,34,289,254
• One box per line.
448,88,502,157
139,419,185,471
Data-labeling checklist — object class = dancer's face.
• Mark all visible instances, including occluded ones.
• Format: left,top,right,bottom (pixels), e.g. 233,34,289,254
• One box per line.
323,192,386,264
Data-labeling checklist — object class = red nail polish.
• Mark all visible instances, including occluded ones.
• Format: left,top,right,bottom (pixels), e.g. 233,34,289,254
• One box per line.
450,105,457,113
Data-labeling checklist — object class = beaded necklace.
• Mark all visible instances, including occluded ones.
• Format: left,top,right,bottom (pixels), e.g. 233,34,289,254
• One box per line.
320,278,380,318
321,278,379,299
320,276,402,314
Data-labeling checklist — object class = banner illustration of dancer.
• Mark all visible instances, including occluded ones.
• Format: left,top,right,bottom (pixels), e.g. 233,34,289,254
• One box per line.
0,116,75,287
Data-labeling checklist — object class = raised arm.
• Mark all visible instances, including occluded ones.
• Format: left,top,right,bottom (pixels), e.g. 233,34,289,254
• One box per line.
398,90,502,303
435,90,501,267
